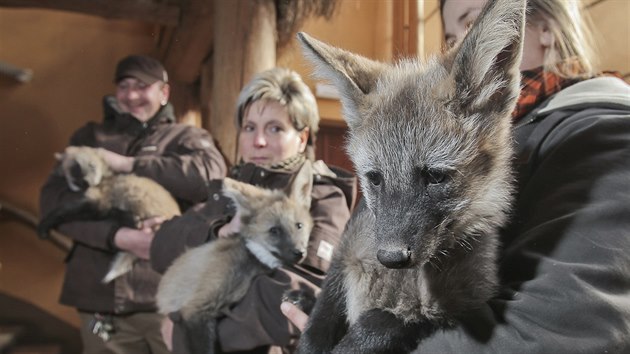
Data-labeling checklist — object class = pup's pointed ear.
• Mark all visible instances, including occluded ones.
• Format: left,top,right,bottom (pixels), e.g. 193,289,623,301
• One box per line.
222,178,266,214
297,32,386,129
446,0,525,117
287,160,313,210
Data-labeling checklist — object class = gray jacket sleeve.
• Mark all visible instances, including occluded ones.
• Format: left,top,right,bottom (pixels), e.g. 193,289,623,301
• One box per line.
414,108,630,353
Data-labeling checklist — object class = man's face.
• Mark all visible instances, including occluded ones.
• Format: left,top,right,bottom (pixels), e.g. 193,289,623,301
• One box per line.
115,77,169,122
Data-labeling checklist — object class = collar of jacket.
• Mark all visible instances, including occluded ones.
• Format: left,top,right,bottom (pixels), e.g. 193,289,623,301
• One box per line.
537,77,630,116
514,76,630,130
101,95,175,133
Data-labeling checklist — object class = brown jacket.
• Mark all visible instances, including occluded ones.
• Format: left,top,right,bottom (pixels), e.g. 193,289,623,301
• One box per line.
150,161,357,353
39,96,227,314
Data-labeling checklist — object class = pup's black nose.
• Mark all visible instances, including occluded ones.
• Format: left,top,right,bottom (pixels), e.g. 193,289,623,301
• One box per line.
291,249,304,262
377,249,412,269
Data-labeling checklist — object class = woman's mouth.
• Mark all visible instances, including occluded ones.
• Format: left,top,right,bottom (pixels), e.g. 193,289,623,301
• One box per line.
249,157,269,164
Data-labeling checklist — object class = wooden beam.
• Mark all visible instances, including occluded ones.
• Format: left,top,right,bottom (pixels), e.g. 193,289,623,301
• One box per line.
160,0,214,83
0,0,180,26
209,0,276,163
392,0,419,60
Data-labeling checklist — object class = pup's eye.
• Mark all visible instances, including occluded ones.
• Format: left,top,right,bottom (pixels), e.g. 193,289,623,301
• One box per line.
269,226,280,235
425,169,447,185
365,171,383,186
296,222,303,230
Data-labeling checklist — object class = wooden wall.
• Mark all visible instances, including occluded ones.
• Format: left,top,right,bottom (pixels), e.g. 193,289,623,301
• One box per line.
0,8,159,327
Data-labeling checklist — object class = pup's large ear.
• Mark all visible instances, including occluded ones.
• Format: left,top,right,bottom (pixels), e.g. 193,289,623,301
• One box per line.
286,160,313,211
445,0,525,117
222,178,268,214
297,32,387,130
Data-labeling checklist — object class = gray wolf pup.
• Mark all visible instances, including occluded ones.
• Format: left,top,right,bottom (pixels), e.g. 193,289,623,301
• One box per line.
37,145,181,283
156,161,314,354
296,0,525,352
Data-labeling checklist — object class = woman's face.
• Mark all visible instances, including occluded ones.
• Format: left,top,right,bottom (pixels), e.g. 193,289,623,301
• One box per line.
441,0,549,71
115,77,169,122
238,100,309,166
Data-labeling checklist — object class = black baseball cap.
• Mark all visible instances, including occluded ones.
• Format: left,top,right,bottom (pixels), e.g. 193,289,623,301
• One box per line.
114,55,168,84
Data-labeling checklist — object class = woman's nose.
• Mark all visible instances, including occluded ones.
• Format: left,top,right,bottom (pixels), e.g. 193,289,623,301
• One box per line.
253,132,266,147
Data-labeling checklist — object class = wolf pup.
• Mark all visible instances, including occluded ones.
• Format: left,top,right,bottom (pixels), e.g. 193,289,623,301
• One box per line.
156,161,314,354
295,0,525,352
37,146,181,282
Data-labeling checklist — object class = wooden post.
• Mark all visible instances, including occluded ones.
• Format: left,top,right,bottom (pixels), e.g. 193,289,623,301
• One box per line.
392,0,419,60
209,0,277,164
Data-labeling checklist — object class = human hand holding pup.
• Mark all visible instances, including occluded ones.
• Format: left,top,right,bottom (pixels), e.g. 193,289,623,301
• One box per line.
281,301,308,332
217,208,242,238
98,148,134,173
114,217,164,259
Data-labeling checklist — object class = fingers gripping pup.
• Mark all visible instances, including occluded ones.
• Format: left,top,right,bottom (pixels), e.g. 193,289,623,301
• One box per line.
38,146,181,282
296,0,525,352
156,161,314,354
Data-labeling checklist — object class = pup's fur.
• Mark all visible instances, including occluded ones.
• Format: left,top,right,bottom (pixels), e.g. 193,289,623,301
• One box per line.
296,0,525,352
38,146,181,282
156,161,314,354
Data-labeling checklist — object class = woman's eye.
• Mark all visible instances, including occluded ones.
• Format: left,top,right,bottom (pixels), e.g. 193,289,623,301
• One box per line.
268,125,282,134
242,125,254,132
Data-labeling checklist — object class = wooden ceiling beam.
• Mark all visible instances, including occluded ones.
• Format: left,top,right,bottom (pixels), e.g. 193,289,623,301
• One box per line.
0,0,180,26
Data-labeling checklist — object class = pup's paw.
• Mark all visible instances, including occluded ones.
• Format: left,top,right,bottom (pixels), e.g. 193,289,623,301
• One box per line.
282,289,316,315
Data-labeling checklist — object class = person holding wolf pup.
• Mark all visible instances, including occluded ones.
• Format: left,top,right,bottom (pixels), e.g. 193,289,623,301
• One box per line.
282,0,630,352
150,67,357,353
39,55,228,353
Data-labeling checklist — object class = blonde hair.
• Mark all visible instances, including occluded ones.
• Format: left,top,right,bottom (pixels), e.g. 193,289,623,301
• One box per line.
235,67,320,160
526,0,598,78
439,0,598,78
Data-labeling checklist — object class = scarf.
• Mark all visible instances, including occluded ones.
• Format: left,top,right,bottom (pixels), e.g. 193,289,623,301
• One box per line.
512,67,580,122
512,66,623,122
230,153,307,177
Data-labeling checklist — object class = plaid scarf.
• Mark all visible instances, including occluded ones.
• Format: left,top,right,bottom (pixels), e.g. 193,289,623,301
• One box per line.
512,66,623,122
512,67,580,122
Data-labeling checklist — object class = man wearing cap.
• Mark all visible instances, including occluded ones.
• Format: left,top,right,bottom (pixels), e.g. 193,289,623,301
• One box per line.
39,55,227,354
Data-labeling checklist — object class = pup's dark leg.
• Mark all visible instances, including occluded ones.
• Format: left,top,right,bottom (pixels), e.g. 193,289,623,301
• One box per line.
184,312,217,354
37,199,104,239
332,309,437,354
298,262,349,354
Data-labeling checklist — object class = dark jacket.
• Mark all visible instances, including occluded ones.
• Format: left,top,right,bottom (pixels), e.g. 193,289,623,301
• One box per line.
150,160,357,353
39,96,227,314
414,77,630,353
